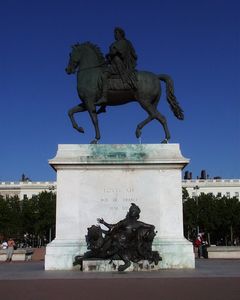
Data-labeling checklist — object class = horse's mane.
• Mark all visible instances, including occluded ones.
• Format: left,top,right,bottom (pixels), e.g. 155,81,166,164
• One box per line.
74,42,105,64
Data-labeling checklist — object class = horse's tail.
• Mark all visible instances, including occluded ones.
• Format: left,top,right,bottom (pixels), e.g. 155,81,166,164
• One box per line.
158,74,184,120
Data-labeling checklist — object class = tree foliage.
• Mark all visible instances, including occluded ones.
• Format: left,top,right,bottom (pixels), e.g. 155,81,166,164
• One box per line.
0,192,56,245
183,193,240,245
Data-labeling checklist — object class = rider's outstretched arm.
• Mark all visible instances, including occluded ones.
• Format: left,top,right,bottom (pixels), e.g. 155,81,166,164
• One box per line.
97,218,114,229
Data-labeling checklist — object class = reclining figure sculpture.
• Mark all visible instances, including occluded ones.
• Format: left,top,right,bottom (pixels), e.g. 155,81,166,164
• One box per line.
75,203,161,271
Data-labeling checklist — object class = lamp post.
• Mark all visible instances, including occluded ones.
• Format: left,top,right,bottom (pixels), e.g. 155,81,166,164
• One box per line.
194,185,199,235
48,185,56,243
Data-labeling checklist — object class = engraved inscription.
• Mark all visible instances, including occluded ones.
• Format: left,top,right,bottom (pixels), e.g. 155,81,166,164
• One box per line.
99,187,138,212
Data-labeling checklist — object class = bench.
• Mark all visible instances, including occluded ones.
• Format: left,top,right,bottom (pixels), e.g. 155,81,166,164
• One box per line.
207,246,240,259
0,248,34,261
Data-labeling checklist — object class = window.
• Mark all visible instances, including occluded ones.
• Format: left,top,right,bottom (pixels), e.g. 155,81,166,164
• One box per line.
226,192,230,198
235,192,239,199
217,192,222,197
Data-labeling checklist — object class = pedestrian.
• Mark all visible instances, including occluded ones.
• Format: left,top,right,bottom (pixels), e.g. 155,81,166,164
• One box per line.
6,238,16,262
201,234,209,259
1,240,8,250
194,233,203,258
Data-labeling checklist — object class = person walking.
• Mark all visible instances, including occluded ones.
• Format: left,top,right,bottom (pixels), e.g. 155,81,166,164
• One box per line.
201,234,209,259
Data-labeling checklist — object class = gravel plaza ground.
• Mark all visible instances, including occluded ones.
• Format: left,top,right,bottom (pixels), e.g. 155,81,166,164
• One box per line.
0,259,240,300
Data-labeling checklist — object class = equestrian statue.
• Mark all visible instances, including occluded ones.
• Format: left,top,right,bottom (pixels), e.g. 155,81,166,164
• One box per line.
65,27,184,144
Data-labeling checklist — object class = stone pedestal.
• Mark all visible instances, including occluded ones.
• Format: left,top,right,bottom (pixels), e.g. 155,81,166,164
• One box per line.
81,259,161,272
45,144,195,270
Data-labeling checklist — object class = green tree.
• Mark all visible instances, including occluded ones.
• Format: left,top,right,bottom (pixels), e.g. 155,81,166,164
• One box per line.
21,197,38,235
183,193,240,245
182,187,190,201
197,194,217,233
183,197,198,240
0,195,9,236
0,195,22,238
216,196,240,245
0,192,56,245
33,191,56,242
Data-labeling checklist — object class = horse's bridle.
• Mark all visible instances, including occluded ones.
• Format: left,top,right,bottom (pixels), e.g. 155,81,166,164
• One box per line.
78,62,107,72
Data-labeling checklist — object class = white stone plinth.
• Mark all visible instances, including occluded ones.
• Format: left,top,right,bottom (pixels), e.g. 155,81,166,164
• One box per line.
45,144,195,270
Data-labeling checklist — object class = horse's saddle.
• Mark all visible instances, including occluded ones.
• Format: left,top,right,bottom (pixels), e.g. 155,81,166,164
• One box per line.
107,70,137,91
107,76,130,90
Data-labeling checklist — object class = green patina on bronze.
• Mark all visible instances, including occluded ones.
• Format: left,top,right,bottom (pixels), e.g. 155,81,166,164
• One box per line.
88,144,147,162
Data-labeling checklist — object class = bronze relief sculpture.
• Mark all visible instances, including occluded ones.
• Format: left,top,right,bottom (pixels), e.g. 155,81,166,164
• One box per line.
75,203,161,271
66,27,184,144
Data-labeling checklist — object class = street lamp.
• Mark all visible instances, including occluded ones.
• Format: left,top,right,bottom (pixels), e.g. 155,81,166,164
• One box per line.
48,185,56,243
193,185,199,235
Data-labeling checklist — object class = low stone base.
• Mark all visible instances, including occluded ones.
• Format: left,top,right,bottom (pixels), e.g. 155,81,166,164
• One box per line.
154,238,195,269
45,239,85,270
81,259,161,272
45,237,195,270
208,246,240,259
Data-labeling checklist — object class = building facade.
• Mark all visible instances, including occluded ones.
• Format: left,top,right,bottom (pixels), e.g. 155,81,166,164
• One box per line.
0,179,239,200
0,181,56,200
183,179,240,199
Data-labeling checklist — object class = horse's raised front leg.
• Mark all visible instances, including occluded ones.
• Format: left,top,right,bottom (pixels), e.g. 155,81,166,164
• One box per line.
68,103,86,133
135,116,153,139
86,101,101,144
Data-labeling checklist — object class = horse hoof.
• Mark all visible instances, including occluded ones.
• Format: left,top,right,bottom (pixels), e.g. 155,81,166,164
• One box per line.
75,127,84,133
135,128,141,139
161,139,168,144
90,139,99,144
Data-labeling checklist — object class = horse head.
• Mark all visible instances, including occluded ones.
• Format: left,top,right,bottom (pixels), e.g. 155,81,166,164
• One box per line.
65,42,105,75
65,44,81,74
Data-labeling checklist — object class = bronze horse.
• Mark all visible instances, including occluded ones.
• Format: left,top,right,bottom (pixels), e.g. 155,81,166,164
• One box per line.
65,42,184,144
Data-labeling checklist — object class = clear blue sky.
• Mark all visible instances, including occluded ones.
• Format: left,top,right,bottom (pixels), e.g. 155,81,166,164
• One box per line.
0,0,239,181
